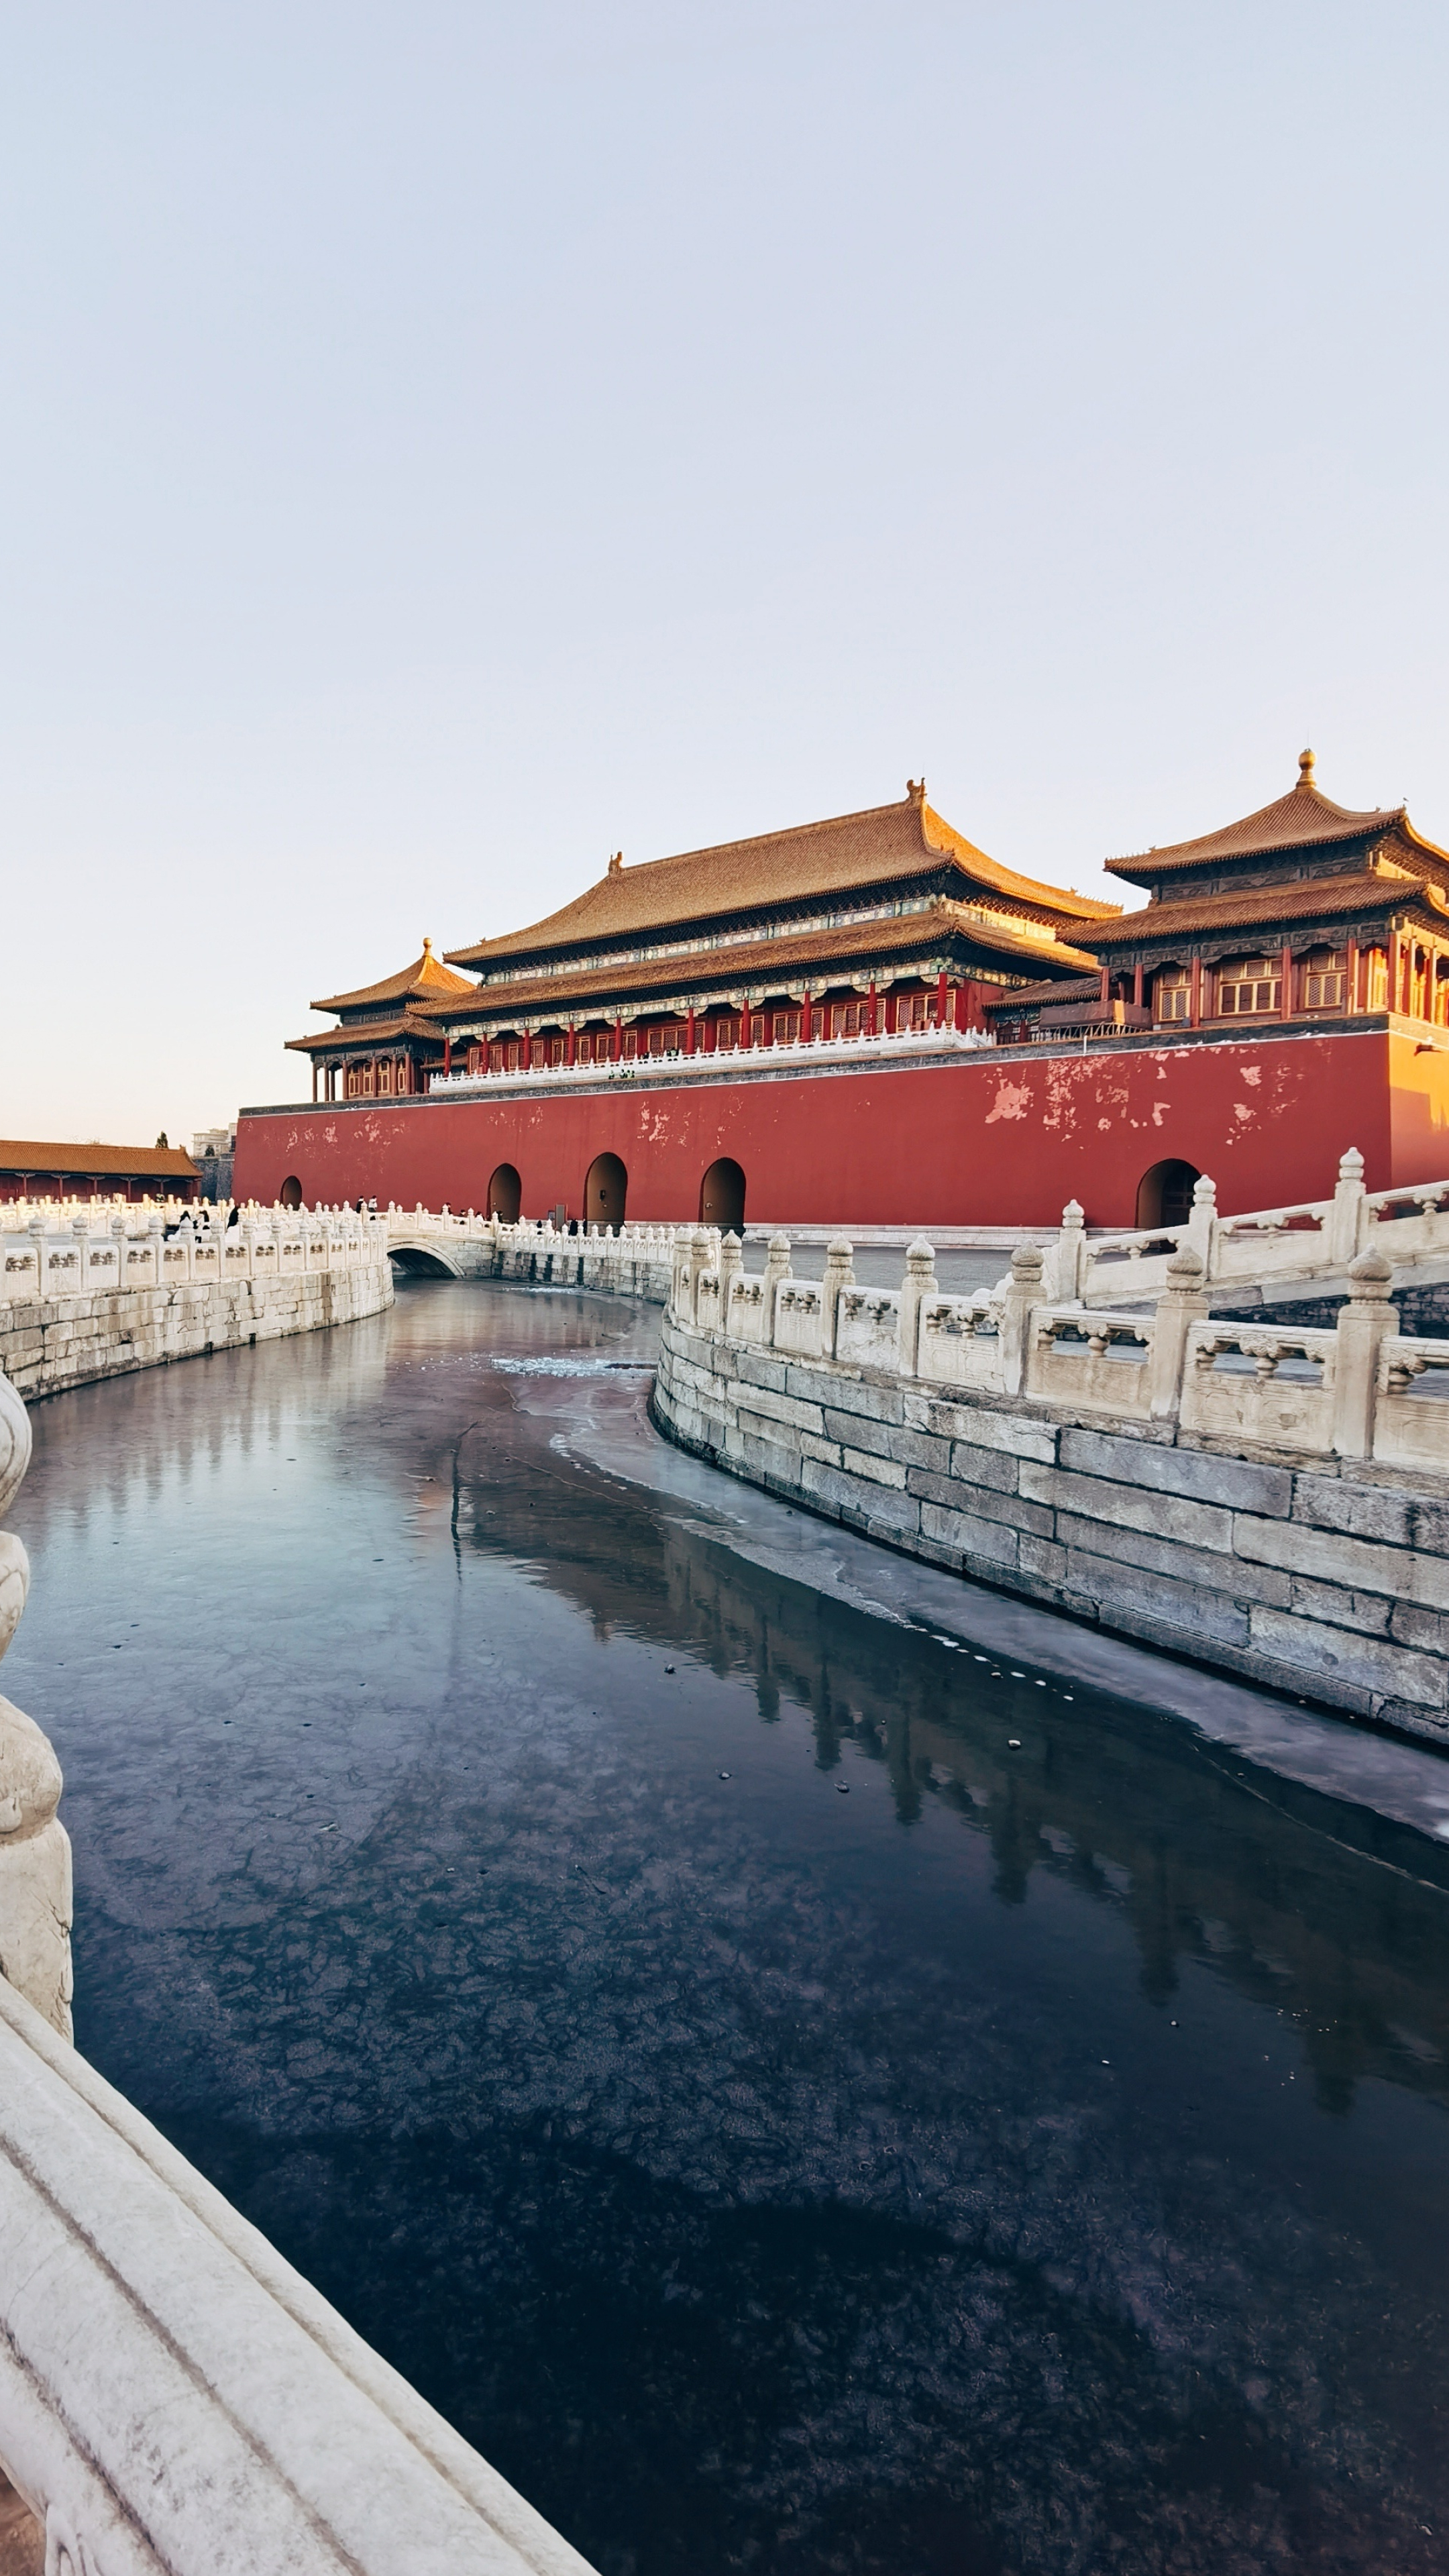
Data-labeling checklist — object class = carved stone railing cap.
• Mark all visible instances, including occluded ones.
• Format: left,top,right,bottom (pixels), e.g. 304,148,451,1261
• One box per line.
1165,1246,1205,1283
1347,1248,1394,1296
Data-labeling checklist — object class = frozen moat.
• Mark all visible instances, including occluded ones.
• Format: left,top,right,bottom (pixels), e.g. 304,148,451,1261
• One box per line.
7,1277,1449,2576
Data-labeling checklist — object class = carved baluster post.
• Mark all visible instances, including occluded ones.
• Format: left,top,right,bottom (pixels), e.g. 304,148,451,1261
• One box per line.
1329,1146,1367,1267
1186,1173,1218,1279
761,1231,793,1345
1050,1201,1085,1303
0,1371,72,2037
1146,1246,1209,1420
1332,1248,1395,1460
822,1238,855,1359
1000,1245,1044,1398
718,1230,743,1337
897,1238,938,1377
686,1226,712,1326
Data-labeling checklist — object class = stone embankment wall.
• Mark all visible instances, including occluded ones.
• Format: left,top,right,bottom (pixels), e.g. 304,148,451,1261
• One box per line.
653,1297,1449,1748
0,1263,394,1403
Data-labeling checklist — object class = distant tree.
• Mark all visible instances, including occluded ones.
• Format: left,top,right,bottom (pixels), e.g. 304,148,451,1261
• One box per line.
155,1131,168,1148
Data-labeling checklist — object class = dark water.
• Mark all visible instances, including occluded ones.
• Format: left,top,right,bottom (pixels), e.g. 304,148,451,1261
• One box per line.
8,1281,1449,2576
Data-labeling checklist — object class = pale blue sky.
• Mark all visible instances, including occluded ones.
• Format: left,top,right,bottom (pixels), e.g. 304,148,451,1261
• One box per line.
3,1,1446,1142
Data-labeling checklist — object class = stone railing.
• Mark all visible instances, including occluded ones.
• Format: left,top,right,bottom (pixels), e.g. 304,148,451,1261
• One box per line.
0,1352,597,2573
1062,1148,1449,1306
669,1227,1448,1474
0,1204,388,1304
386,1208,692,1303
425,1020,993,1093
377,1151,1449,1314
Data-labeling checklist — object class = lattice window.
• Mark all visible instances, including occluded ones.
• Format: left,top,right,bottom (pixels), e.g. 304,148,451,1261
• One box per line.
897,992,932,1031
773,1009,802,1044
1155,969,1191,1022
830,1001,864,1038
1302,949,1347,1010
1217,958,1281,1015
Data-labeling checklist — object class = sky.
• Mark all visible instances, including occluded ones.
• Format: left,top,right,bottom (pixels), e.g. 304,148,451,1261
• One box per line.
3,1,1448,1146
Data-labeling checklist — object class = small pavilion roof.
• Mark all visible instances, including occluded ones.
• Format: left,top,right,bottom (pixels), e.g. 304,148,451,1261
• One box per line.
1104,752,1438,888
310,938,475,1015
286,1011,445,1056
447,787,1120,971
983,973,1103,1012
422,904,1102,1025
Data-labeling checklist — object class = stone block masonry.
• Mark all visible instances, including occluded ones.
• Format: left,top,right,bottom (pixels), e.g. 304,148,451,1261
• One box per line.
653,1308,1449,1747
0,1262,394,1403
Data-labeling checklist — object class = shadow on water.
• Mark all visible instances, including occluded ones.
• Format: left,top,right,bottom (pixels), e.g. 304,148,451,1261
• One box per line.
8,1279,1449,2576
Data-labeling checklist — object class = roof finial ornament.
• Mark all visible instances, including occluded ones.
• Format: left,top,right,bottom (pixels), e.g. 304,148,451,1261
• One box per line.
423,935,433,953
906,776,926,807
1297,747,1316,791
607,850,623,875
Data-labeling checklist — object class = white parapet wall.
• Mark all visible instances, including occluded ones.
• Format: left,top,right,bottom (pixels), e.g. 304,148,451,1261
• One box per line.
653,1228,1449,1743
0,1207,395,1401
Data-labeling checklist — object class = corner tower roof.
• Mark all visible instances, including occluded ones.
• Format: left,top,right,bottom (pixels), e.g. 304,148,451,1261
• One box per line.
446,786,1120,971
311,938,476,1015
1104,751,1441,889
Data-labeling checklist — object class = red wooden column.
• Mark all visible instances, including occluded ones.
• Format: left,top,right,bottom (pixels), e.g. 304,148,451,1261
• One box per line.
311,1061,318,1102
1389,928,1401,1016
867,979,878,1036
1132,963,1144,1010
935,970,949,1027
1099,964,1112,1008
741,1005,752,1051
685,1006,696,1055
1346,939,1360,1013
567,1023,577,1067
443,1035,452,1077
953,983,968,1032
1189,957,1201,1028
612,1016,622,1061
800,989,812,1044
521,1029,532,1071
1279,944,1294,1020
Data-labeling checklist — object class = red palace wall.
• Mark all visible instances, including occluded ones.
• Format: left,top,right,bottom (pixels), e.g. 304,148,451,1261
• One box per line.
233,1026,1449,1230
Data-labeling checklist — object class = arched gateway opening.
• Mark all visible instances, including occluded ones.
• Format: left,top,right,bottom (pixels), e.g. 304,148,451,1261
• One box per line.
584,1152,628,1232
487,1163,522,1221
1136,1158,1201,1230
700,1158,746,1232
280,1175,303,1210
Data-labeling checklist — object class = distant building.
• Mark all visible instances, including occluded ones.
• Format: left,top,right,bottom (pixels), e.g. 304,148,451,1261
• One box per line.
0,1140,200,1203
191,1125,237,1203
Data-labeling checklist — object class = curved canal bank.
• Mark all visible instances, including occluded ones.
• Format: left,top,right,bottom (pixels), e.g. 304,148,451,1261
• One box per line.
7,1277,1449,2576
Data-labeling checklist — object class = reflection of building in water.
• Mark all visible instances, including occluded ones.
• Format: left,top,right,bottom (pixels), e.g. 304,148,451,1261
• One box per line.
458,1433,1449,2120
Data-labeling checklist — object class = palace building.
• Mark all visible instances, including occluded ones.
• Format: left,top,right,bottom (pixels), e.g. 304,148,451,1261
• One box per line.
289,784,1118,1101
238,761,1449,1231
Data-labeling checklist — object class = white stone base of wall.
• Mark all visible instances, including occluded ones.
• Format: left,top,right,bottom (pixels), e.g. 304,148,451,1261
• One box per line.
653,1311,1449,1747
0,1263,396,1403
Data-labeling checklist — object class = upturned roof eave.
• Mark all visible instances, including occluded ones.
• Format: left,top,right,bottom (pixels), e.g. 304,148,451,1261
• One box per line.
420,914,1102,1025
1086,873,1448,949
